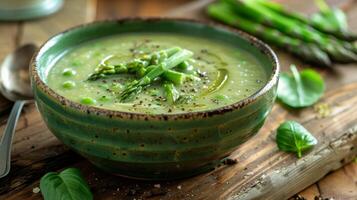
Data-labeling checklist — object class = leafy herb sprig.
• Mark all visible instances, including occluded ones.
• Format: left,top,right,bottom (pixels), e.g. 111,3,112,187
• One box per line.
277,65,325,108
276,121,318,158
311,0,357,41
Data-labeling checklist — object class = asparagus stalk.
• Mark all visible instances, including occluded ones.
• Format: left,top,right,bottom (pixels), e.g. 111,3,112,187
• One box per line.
139,66,187,85
162,70,185,85
207,2,332,67
251,0,311,23
87,47,180,81
163,82,180,104
162,70,200,85
223,0,357,63
177,61,190,70
119,49,193,101
253,0,357,41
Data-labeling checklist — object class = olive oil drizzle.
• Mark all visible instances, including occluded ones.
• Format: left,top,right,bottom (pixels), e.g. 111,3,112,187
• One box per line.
201,68,228,96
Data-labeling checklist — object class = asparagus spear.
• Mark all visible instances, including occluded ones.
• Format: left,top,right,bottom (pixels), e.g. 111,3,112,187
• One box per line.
87,56,128,81
223,0,357,63
252,0,357,41
207,2,332,67
163,82,180,104
162,69,200,85
162,70,185,85
119,49,193,101
139,65,187,85
87,47,180,81
251,0,312,23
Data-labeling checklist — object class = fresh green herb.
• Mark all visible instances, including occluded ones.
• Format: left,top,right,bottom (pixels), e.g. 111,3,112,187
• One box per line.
276,121,318,158
40,168,93,200
277,65,325,108
311,0,357,41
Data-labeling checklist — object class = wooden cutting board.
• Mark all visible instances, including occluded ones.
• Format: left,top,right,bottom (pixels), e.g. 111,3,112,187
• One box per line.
0,0,356,199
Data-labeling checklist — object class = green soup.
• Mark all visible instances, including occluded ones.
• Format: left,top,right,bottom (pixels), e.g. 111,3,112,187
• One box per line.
46,33,268,114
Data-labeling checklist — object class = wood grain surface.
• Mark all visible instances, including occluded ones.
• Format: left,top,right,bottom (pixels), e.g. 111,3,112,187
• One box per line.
0,0,356,200
0,22,18,114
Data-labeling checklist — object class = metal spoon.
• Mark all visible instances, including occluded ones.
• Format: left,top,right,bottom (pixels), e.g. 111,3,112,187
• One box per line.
0,44,37,178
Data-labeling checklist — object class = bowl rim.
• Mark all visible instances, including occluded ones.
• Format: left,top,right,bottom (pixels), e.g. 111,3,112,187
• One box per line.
31,17,280,121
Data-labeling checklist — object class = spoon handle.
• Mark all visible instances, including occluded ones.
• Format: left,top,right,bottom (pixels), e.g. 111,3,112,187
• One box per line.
0,100,25,178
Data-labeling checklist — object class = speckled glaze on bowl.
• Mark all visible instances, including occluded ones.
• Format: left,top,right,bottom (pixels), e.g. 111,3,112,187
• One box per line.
31,18,279,180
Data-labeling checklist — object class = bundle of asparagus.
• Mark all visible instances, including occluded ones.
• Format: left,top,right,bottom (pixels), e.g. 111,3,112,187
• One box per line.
87,47,197,103
207,0,357,67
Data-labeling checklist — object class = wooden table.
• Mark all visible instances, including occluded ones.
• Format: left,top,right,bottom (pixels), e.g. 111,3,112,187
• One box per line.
0,0,356,199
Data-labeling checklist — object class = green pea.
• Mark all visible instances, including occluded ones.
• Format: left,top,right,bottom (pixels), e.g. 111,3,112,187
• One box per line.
62,81,75,89
81,97,96,105
62,68,76,76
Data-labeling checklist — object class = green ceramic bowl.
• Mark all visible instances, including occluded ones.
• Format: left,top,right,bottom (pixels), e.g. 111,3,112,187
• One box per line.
31,18,279,180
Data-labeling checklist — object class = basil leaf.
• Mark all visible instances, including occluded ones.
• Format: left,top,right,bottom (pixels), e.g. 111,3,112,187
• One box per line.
311,0,348,33
276,121,318,158
40,168,93,200
277,65,325,108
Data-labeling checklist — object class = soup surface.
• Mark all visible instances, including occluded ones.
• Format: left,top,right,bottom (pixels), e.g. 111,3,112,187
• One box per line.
46,33,268,114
